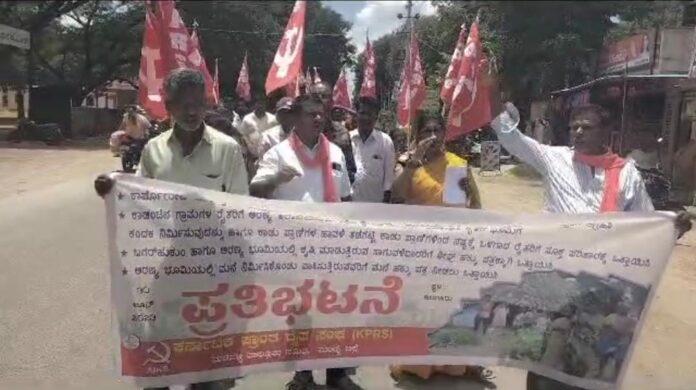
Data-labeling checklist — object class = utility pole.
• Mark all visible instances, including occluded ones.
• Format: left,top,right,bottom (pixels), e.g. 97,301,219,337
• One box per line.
397,0,420,142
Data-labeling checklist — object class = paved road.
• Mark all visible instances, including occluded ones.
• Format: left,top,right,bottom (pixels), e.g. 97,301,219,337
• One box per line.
0,143,694,390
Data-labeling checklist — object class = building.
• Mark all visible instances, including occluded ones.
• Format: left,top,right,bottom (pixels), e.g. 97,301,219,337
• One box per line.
0,86,29,120
80,79,137,109
550,28,696,204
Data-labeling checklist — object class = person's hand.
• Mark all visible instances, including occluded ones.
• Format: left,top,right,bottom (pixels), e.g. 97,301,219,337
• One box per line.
502,102,520,124
411,135,437,162
94,174,114,198
458,177,470,194
675,211,694,239
274,165,301,184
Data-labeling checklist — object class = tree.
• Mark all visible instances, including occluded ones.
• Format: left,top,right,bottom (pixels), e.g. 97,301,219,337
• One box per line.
0,1,143,104
177,0,355,101
355,1,688,119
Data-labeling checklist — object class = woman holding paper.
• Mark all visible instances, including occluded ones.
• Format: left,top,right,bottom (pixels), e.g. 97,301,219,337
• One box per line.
389,112,486,382
391,112,481,208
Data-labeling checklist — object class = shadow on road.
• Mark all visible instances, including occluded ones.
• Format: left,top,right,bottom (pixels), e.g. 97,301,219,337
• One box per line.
393,373,497,390
0,138,109,151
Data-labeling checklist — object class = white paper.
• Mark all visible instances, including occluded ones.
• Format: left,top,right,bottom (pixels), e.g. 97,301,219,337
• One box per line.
443,166,468,205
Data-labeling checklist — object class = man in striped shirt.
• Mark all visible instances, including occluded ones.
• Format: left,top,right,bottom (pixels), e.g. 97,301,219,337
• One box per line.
491,102,692,390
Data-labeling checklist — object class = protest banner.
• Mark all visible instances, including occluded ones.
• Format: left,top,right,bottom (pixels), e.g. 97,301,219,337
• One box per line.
105,174,676,389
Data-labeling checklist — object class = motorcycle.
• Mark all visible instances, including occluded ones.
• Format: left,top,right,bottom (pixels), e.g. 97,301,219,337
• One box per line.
119,137,147,173
634,138,685,212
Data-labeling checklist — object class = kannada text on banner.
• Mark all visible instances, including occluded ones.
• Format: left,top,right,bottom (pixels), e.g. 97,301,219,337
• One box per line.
105,174,676,389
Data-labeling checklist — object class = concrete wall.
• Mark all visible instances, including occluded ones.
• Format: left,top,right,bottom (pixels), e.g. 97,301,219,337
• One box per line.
70,107,121,138
655,28,695,74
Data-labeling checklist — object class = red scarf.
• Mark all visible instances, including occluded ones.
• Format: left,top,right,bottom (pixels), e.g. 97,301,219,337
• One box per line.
574,151,626,212
289,132,339,202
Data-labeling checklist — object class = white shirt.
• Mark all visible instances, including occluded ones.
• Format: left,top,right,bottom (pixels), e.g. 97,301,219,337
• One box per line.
350,129,396,203
137,125,249,195
232,111,241,130
251,138,352,202
259,124,291,158
238,112,278,157
491,104,653,213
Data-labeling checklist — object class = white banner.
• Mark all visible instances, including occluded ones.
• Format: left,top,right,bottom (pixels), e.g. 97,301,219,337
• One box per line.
0,24,29,50
105,174,676,389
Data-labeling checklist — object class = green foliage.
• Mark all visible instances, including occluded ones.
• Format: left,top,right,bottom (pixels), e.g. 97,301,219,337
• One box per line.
429,327,480,347
177,0,355,101
355,1,688,112
509,327,544,361
0,1,354,104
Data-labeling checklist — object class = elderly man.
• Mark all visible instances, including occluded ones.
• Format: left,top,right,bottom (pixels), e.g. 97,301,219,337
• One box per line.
491,101,691,390
250,95,360,390
95,68,247,390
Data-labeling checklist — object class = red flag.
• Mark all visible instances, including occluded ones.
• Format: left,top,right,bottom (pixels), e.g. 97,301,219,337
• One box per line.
397,32,426,128
155,1,215,103
440,23,467,106
138,9,168,120
360,34,377,98
236,53,251,102
212,58,220,104
285,75,301,98
446,21,494,140
265,0,307,94
332,68,351,110
312,66,322,84
189,29,217,104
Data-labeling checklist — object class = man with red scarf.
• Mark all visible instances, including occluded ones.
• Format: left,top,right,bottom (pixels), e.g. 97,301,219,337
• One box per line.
249,94,352,203
491,102,692,390
249,95,359,390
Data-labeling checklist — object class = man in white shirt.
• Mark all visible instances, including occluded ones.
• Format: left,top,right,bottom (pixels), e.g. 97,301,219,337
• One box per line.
350,96,395,203
250,94,351,203
258,97,294,158
492,101,691,390
95,69,246,390
249,95,359,390
238,96,277,158
493,102,653,214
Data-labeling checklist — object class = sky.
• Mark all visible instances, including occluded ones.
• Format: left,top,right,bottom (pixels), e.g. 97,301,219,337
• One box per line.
322,1,437,94
323,1,437,52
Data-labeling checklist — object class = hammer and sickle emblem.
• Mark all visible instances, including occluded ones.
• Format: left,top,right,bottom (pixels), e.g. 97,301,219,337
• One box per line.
274,26,303,78
142,342,171,366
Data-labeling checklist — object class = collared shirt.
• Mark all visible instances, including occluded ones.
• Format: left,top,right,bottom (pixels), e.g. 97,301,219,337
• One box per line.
491,108,653,213
259,124,291,158
137,125,249,195
251,138,352,202
350,128,396,203
238,111,278,157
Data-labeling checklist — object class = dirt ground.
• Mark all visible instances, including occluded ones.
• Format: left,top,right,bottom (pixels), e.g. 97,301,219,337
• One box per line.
0,142,694,389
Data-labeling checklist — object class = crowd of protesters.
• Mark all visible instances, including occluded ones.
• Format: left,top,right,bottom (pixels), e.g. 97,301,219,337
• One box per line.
96,67,692,390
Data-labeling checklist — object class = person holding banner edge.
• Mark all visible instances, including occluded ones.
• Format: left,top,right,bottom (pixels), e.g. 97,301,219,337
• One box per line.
95,69,246,389
489,98,692,389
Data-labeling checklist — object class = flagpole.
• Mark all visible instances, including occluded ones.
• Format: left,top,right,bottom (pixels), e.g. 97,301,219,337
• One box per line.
400,0,415,145
619,56,629,154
